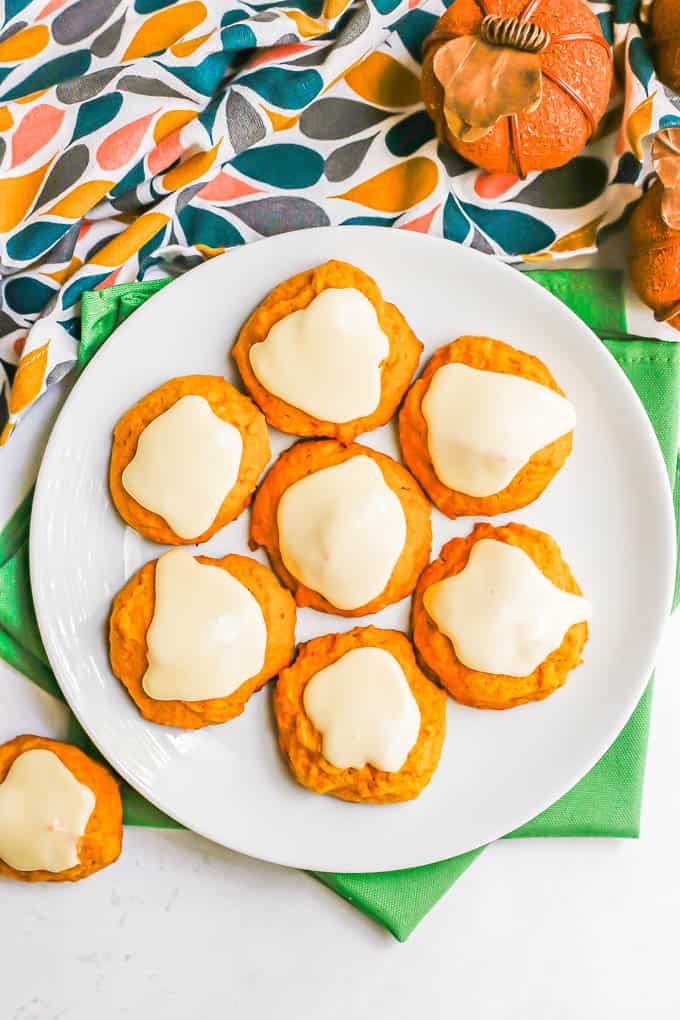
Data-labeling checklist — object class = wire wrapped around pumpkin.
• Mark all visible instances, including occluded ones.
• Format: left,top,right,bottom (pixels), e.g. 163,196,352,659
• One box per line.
420,0,613,177
652,0,680,92
628,129,680,333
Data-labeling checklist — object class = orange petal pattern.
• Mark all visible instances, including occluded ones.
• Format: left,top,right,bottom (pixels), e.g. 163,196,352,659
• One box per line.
400,205,440,233
11,105,65,169
197,171,261,201
334,157,438,212
96,111,158,171
147,129,187,177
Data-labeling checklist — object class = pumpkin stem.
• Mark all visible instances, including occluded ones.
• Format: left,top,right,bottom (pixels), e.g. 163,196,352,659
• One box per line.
481,14,550,54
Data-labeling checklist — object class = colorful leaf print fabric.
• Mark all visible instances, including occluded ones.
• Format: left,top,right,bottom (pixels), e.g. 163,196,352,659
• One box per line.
0,0,676,440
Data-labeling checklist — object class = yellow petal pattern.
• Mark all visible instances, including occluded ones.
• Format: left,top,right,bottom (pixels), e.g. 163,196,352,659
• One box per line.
0,25,49,62
626,94,655,161
282,9,326,37
345,53,420,108
0,160,52,232
43,256,83,285
195,243,225,258
549,216,605,254
92,212,170,266
123,1,207,61
9,342,50,414
153,109,197,144
171,29,213,57
162,140,221,190
333,157,438,212
49,180,114,218
323,0,351,17
262,106,300,131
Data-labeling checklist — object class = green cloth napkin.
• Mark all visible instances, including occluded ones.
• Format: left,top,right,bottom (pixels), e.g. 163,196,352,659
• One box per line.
1,269,678,942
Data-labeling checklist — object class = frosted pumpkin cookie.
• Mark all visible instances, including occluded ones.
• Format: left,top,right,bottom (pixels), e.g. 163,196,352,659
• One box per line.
399,337,575,519
0,734,122,883
232,260,422,444
250,440,432,616
110,375,270,545
274,627,447,803
109,549,296,729
412,523,591,710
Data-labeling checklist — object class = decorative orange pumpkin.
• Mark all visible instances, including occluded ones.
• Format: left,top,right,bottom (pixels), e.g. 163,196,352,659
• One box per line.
652,0,680,91
628,130,680,333
420,0,613,176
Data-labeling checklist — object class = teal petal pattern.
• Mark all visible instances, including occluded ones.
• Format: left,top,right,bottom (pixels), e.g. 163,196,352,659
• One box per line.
461,204,555,255
231,144,324,188
2,51,92,102
443,194,470,244
238,67,324,110
178,206,244,248
5,278,57,316
385,111,435,157
70,93,124,145
6,223,70,264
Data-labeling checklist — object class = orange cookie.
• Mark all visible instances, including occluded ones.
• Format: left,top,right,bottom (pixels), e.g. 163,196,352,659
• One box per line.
274,627,447,803
398,336,573,519
0,735,122,883
109,553,296,729
250,440,432,616
109,375,270,545
412,522,589,709
232,260,422,444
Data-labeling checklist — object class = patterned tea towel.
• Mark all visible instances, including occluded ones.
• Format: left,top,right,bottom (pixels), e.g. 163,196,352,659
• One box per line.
1,0,680,442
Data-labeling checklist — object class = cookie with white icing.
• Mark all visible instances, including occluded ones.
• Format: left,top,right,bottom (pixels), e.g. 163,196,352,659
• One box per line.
399,336,574,519
412,522,590,710
250,440,432,617
274,627,446,803
232,260,422,444
110,375,270,545
109,551,296,729
0,735,122,883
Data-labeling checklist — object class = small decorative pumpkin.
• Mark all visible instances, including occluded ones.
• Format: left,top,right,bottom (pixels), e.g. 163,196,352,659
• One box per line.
628,129,680,333
651,0,680,92
420,0,613,177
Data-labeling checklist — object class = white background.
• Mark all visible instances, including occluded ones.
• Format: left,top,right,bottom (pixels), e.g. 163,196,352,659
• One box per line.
1,235,679,1019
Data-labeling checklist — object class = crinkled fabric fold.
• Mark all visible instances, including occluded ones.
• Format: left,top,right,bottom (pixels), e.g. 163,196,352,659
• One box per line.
0,0,678,439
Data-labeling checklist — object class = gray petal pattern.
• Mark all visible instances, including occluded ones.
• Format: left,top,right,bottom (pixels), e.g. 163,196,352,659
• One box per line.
325,135,375,182
52,0,124,46
231,197,330,235
227,89,266,154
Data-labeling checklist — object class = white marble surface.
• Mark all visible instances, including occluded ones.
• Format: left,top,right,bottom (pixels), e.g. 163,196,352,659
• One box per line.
1,236,679,1019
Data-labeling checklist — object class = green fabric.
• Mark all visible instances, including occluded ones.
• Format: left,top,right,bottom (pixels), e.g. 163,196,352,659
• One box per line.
1,270,678,944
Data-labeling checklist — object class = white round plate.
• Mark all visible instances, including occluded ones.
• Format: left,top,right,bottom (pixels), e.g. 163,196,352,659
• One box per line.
31,228,675,873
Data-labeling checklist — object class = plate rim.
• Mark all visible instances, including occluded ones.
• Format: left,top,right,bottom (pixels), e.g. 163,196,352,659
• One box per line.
29,227,677,872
